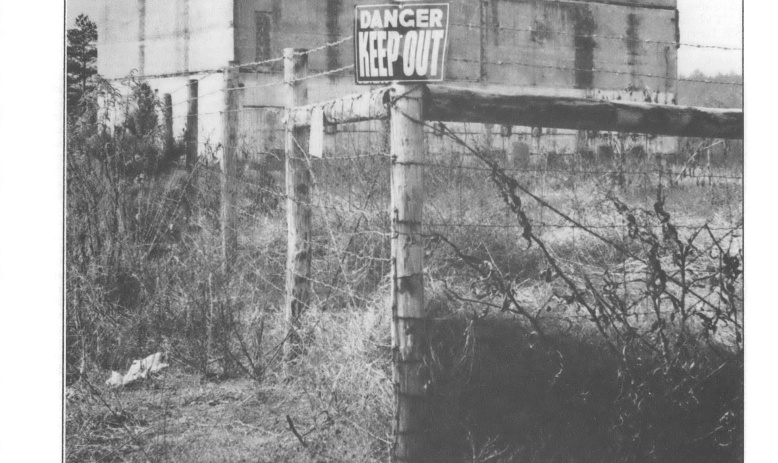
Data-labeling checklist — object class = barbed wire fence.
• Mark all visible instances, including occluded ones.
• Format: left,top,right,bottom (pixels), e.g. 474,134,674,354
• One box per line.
415,117,742,323
280,53,740,461
67,25,743,462
67,38,397,461
380,82,742,460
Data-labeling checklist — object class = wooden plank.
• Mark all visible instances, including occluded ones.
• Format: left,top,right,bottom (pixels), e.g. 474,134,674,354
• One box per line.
425,85,743,139
289,84,741,139
288,88,390,128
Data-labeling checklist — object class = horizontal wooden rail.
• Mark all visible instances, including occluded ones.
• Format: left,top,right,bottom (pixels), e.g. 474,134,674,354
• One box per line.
425,86,743,139
289,85,743,140
288,88,389,127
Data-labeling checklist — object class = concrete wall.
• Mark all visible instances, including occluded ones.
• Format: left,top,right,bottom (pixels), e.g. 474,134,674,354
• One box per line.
545,0,676,8
96,0,680,160
231,0,679,158
98,0,235,154
98,0,234,78
232,0,677,99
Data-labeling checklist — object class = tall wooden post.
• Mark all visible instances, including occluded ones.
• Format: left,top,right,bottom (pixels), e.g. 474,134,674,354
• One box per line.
389,84,429,463
222,63,240,273
284,48,311,363
163,93,174,157
186,79,198,169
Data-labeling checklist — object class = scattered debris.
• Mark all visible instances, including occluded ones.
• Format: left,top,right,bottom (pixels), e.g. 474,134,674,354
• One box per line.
106,352,168,388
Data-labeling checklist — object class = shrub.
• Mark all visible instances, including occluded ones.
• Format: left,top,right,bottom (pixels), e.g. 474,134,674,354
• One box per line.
422,138,743,462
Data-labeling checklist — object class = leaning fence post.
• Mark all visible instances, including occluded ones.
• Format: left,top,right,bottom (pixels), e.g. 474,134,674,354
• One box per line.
186,79,198,169
221,63,240,273
389,84,429,462
284,48,311,364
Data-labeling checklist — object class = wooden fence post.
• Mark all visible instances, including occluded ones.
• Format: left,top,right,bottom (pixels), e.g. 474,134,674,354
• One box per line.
186,79,198,169
222,63,240,273
284,48,311,363
163,93,174,156
389,84,429,463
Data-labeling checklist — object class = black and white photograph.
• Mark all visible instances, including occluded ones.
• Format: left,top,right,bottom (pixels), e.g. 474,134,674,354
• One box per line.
3,0,764,461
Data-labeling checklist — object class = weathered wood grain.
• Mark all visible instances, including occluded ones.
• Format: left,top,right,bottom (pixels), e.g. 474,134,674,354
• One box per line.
186,80,198,168
288,88,389,128
291,84,742,140
221,65,239,272
425,85,743,139
284,49,312,364
390,84,430,463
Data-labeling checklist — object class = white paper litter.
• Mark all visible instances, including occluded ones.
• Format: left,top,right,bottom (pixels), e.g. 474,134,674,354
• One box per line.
105,352,168,388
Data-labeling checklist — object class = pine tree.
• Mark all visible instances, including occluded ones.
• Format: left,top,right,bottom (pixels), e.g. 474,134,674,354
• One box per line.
67,14,98,116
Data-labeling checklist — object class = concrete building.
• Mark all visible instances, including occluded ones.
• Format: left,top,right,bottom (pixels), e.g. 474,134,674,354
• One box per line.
98,0,680,160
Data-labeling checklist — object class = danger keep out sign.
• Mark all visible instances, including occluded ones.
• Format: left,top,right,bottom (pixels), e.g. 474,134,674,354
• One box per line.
354,3,449,84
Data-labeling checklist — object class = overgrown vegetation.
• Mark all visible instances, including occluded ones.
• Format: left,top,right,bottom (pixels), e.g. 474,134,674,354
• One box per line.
415,123,743,462
67,15,98,117
67,75,743,462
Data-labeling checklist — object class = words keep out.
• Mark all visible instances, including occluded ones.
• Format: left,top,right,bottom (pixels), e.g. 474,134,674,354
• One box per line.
357,7,447,79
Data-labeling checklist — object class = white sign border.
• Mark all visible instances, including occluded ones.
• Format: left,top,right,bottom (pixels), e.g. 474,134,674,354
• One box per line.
353,2,451,85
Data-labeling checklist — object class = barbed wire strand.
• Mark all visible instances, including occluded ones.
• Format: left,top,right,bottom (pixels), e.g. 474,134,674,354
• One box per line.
451,57,742,87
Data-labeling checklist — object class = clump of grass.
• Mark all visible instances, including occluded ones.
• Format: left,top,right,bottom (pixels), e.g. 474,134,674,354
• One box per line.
280,294,395,461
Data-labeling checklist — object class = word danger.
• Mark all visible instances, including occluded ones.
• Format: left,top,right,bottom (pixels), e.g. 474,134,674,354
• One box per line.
354,3,449,83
